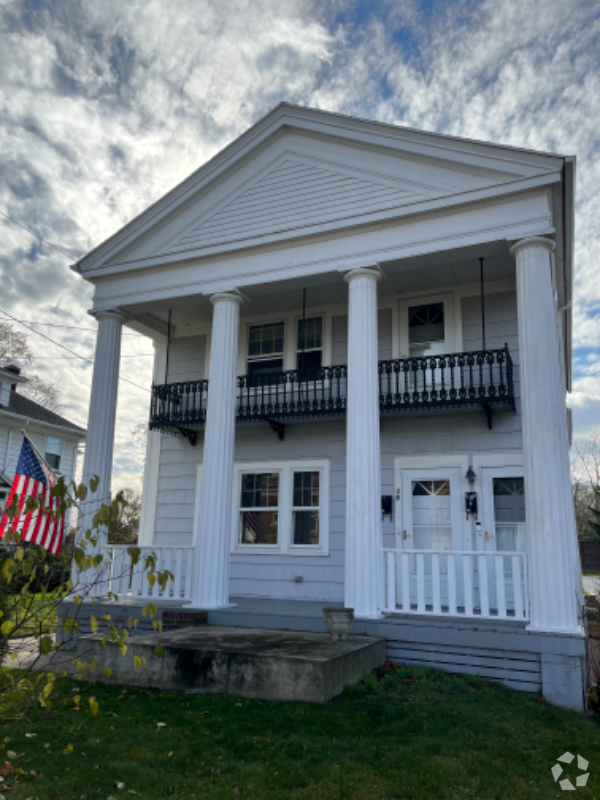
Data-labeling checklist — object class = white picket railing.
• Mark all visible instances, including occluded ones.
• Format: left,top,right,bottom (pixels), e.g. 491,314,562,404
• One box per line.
105,546,194,602
383,549,529,620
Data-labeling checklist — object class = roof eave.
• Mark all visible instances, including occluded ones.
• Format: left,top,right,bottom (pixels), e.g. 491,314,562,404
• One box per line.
0,408,87,438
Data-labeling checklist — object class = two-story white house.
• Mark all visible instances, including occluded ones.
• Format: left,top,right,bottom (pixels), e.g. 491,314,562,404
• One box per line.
0,365,86,506
72,105,585,709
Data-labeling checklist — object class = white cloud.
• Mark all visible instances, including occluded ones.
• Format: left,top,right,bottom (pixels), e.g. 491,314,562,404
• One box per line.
1,0,599,490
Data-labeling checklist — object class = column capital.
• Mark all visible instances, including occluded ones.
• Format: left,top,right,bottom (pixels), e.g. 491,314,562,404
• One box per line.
92,310,127,324
344,266,382,285
509,236,556,258
210,291,245,307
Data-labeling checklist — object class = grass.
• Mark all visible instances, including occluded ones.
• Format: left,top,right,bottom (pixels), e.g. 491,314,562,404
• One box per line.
6,594,57,639
0,665,598,800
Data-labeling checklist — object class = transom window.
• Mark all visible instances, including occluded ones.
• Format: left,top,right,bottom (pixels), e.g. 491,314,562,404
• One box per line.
239,472,279,545
45,437,63,471
293,471,320,545
247,322,285,377
408,302,445,359
296,317,323,373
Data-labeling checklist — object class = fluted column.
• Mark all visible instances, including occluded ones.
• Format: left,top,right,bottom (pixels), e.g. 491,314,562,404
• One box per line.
191,292,242,608
77,311,124,594
344,268,383,618
511,237,581,633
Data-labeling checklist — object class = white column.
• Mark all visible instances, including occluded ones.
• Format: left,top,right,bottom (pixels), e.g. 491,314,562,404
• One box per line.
191,292,242,608
344,267,383,618
76,311,124,595
81,311,125,523
511,237,581,634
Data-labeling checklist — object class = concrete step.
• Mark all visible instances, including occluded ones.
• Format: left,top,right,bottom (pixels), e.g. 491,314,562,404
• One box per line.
73,626,386,703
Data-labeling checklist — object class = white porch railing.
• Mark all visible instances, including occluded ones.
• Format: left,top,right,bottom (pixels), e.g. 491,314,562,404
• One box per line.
383,549,529,620
106,546,194,602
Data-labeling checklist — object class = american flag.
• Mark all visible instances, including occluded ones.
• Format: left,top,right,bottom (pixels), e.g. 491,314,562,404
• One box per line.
0,437,65,554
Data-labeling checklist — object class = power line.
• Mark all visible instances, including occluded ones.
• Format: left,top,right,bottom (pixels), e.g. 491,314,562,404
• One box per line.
0,209,79,260
43,354,154,360
0,307,150,394
0,313,143,337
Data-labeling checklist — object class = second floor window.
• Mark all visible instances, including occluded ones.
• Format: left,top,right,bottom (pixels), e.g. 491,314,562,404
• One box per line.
247,322,284,377
45,436,63,471
297,316,322,373
409,302,445,359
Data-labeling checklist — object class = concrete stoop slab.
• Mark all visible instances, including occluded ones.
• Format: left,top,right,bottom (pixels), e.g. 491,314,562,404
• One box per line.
75,627,386,703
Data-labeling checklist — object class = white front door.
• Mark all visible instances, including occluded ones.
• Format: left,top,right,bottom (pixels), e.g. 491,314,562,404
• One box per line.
395,467,463,610
481,467,526,614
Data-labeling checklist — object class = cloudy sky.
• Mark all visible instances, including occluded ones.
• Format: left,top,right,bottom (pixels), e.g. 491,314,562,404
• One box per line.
1,0,599,490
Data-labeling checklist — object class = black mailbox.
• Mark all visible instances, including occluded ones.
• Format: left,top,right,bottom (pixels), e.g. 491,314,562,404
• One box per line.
381,495,393,520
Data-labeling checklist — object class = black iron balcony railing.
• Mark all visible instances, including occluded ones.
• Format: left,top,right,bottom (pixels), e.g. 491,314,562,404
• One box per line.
150,346,515,443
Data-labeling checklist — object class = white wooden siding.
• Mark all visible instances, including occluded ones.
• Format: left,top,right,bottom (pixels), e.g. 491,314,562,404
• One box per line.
330,308,392,365
169,157,423,255
150,290,522,601
166,335,207,382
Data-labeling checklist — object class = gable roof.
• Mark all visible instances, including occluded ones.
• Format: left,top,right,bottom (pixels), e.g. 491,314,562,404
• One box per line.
72,102,572,279
0,390,86,436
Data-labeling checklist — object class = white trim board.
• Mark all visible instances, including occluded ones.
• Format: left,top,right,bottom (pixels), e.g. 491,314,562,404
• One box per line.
229,459,330,557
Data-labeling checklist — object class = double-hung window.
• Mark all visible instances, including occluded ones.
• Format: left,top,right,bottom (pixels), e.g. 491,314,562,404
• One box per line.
296,317,323,376
247,322,285,377
239,472,279,545
45,437,63,471
233,460,329,554
292,471,320,545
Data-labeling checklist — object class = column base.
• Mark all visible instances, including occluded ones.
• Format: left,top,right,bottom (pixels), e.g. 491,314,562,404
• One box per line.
354,613,384,621
186,602,237,611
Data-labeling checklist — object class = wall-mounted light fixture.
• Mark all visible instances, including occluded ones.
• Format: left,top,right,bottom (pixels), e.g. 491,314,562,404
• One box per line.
465,465,477,485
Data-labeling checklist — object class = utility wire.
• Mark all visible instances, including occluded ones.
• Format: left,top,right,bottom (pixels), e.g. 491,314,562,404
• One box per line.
0,209,80,260
0,317,143,337
43,354,154,360
0,307,150,394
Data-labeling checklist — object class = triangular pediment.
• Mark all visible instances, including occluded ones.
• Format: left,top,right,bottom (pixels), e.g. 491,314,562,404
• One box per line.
75,103,565,275
154,152,445,258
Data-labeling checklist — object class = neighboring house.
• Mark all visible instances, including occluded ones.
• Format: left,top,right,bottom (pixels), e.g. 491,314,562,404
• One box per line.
72,104,584,709
0,365,86,507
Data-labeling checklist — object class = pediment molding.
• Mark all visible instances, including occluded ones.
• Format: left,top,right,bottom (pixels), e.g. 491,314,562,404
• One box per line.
151,149,460,260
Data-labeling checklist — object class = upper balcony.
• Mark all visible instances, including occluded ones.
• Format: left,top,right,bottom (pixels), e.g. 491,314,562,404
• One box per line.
150,345,515,444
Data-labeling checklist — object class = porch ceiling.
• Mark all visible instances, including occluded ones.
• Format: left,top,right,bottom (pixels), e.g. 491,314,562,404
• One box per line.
122,239,515,338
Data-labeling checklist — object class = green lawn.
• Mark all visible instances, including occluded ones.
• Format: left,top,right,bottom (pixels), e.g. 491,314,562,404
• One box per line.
6,593,57,639
0,665,598,800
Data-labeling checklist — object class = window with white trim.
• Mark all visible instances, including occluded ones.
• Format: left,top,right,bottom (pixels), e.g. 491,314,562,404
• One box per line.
239,472,280,545
408,303,445,359
292,471,320,545
233,460,329,555
398,293,458,358
247,322,285,377
296,317,323,374
45,437,63,471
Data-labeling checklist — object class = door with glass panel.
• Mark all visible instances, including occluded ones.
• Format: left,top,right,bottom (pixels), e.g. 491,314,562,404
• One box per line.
397,468,462,611
407,302,446,397
482,470,526,614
